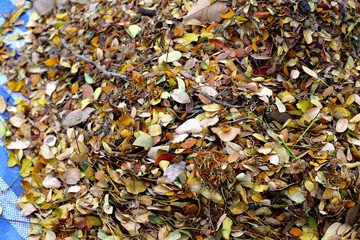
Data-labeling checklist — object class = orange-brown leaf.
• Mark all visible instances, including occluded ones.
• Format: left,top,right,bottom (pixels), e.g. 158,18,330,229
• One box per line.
253,12,271,19
289,228,303,236
71,82,79,94
180,138,197,148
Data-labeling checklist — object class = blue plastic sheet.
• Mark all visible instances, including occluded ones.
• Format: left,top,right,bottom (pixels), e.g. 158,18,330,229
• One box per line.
0,1,31,239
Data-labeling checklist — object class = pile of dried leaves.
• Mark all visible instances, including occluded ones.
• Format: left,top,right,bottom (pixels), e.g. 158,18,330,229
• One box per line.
2,0,360,239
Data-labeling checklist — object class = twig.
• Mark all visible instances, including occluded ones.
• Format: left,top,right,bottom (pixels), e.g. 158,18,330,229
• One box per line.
0,217,38,224
61,39,130,81
195,89,240,109
279,37,301,64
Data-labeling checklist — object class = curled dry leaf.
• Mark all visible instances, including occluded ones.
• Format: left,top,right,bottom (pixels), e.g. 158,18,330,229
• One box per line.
0,95,6,113
212,127,240,142
10,115,26,128
183,0,227,22
163,161,186,182
44,135,56,147
21,203,37,217
199,86,218,97
7,138,30,149
175,118,202,134
43,175,62,189
171,89,191,104
41,144,54,159
61,107,96,127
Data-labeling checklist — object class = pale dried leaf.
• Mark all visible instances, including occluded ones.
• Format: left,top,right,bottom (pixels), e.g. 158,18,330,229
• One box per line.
175,118,202,134
62,107,96,127
336,118,348,133
65,168,80,185
43,175,62,189
7,138,30,149
163,162,186,182
21,203,37,217
183,0,227,22
302,65,318,79
0,95,6,113
275,97,286,113
212,127,240,142
171,89,191,104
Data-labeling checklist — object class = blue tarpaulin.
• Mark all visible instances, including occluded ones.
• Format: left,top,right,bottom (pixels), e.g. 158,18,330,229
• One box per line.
0,0,31,239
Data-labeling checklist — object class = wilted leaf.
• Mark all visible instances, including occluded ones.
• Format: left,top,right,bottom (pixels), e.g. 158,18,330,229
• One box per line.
7,138,30,149
133,133,154,148
175,118,202,134
0,95,6,113
336,118,348,133
253,12,271,19
222,217,233,240
84,73,94,84
289,228,303,237
125,179,148,194
183,0,227,22
302,66,318,79
128,24,141,38
171,89,191,104
159,51,182,63
322,222,341,240
43,176,62,189
303,28,314,44
62,107,96,127
212,127,240,142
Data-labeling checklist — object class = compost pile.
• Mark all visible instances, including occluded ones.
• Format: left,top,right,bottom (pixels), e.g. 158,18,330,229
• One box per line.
2,0,360,239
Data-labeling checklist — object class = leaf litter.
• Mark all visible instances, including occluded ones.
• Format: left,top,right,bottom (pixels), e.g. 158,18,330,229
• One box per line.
1,0,360,239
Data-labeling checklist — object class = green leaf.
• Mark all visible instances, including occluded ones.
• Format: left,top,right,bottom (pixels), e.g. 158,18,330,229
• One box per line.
128,25,141,38
93,87,102,100
86,215,102,227
84,73,94,84
0,123,6,138
177,77,186,91
148,215,163,224
215,227,222,240
158,51,182,63
308,215,318,231
133,133,153,148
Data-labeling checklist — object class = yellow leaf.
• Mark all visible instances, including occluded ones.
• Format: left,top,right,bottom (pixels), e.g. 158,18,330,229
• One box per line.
288,186,298,195
8,150,18,167
303,28,313,44
10,7,25,23
222,217,233,240
329,39,338,51
56,13,68,20
102,141,112,153
45,56,59,67
53,36,61,46
220,8,234,19
252,193,263,202
181,33,199,46
8,81,25,92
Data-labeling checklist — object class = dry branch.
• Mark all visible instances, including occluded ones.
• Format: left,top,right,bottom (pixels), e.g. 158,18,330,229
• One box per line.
61,39,130,81
195,89,240,109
